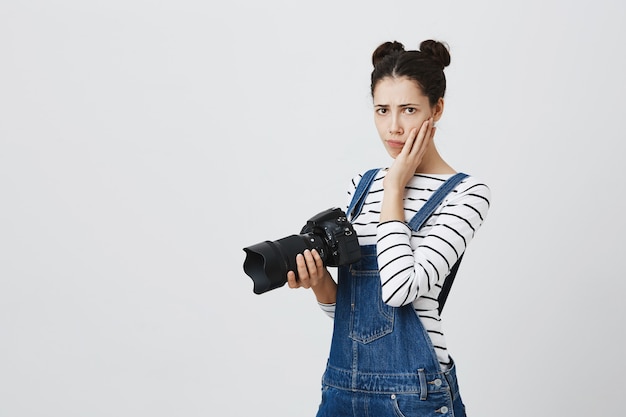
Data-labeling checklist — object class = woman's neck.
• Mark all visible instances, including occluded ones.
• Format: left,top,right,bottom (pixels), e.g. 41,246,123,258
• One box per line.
415,144,455,174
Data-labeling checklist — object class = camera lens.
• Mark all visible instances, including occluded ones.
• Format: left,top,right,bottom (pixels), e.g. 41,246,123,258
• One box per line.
242,207,361,295
243,234,324,294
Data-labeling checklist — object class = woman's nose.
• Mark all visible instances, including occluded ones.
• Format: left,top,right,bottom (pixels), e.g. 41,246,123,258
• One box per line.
388,116,403,135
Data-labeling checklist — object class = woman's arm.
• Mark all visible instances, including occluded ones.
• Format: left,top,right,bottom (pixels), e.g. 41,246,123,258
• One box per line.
377,180,491,307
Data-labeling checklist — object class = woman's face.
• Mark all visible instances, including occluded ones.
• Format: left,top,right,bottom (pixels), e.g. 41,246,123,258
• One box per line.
372,76,442,159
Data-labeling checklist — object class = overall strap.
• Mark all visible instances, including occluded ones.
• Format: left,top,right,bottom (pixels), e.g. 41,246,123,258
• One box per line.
407,172,469,231
347,168,380,222
406,172,469,314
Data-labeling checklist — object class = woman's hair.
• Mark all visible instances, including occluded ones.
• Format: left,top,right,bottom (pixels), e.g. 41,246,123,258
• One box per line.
371,39,451,106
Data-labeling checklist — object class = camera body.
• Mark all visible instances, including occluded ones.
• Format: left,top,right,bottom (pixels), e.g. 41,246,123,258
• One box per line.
299,207,361,267
243,207,361,294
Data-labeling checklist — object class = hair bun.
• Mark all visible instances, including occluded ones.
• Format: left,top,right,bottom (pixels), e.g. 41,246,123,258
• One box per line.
419,39,451,69
372,41,405,67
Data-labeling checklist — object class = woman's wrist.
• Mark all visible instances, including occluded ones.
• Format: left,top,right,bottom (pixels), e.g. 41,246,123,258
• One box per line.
380,188,405,222
311,271,337,304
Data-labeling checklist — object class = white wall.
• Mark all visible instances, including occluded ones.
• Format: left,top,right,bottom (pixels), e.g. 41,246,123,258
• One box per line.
1,1,624,416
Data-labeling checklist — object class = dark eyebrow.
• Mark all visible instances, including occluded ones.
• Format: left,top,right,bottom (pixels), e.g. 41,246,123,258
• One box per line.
373,103,421,108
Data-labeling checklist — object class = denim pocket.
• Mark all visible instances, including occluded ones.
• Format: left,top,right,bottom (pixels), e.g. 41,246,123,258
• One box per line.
349,270,395,343
391,391,453,417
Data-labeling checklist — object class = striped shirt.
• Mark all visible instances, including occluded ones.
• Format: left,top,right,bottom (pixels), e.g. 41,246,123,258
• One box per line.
319,169,491,369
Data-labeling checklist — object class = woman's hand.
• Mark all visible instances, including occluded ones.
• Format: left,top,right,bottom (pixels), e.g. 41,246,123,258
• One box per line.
287,249,337,304
384,117,435,190
380,118,435,223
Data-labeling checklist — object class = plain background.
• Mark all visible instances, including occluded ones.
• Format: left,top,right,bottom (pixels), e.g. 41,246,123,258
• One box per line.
1,0,625,416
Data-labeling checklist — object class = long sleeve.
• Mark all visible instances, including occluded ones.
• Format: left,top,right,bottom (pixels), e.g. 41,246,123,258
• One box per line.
318,301,336,319
376,181,490,307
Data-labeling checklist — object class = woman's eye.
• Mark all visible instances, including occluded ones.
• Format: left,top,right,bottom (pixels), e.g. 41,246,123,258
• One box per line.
376,108,387,115
404,107,417,114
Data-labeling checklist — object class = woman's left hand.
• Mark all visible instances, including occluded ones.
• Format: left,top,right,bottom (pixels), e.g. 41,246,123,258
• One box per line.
287,249,337,304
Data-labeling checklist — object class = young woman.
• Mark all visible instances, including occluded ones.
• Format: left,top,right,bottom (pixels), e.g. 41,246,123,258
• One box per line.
287,39,491,417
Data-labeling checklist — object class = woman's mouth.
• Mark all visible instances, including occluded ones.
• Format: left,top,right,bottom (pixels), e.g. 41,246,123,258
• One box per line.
386,140,405,148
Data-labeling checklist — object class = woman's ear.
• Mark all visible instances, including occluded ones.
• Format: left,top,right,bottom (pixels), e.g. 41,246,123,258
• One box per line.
432,98,445,122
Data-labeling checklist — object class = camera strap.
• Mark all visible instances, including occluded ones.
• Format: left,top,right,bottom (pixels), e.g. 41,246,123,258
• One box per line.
347,169,469,314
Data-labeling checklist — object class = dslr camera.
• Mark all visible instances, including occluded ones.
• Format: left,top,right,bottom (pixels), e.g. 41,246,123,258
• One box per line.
242,207,361,294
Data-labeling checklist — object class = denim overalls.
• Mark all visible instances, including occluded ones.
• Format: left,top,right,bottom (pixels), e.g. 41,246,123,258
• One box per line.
316,170,468,417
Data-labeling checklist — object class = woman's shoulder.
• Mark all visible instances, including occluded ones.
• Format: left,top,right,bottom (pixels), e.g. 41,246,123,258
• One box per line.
444,173,491,216
409,171,488,190
347,168,385,193
354,167,385,180
407,172,491,208
455,172,491,200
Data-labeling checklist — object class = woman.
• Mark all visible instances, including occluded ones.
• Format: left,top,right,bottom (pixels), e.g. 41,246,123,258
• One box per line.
287,39,491,417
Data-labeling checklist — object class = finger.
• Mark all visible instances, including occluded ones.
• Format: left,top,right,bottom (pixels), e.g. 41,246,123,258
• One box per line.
296,253,311,288
409,118,432,157
402,127,421,152
424,125,437,153
402,120,428,158
424,122,436,150
311,249,325,270
287,270,300,288
302,250,319,278
401,127,419,156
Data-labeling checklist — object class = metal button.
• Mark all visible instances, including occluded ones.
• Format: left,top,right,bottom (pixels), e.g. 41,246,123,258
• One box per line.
439,406,449,413
390,394,396,400
433,378,442,387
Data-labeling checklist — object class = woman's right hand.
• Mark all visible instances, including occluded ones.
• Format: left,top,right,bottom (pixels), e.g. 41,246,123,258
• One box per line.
287,249,337,304
384,117,435,191
380,118,435,223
